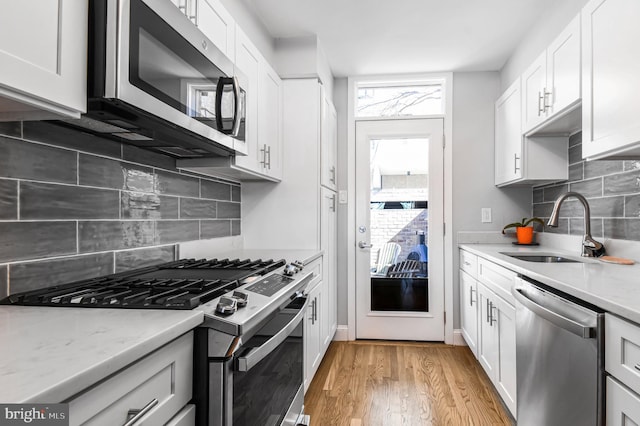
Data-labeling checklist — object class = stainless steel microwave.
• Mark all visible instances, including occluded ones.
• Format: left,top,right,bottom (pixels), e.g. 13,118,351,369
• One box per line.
62,0,247,158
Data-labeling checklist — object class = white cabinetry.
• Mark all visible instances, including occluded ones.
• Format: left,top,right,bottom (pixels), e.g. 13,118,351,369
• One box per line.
581,0,640,160
522,15,581,134
460,270,479,357
321,94,338,191
605,314,640,424
177,28,282,182
304,262,323,392
495,78,568,187
243,78,337,390
67,332,193,426
458,249,517,417
170,0,235,59
495,79,523,186
0,0,87,120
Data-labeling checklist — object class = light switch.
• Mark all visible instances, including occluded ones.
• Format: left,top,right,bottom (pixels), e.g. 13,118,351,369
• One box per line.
481,208,492,223
339,190,348,204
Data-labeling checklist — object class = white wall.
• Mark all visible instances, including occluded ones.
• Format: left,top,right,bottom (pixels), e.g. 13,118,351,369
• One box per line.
452,72,531,328
500,0,589,90
334,77,348,325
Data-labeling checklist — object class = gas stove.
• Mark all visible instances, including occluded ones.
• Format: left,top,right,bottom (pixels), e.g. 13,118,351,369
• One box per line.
0,257,312,335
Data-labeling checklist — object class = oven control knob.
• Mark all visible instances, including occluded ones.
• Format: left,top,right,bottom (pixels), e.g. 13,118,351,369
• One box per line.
283,263,299,276
216,296,237,315
231,291,248,307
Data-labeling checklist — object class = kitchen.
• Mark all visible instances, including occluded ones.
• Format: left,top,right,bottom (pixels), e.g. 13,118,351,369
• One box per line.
1,0,640,424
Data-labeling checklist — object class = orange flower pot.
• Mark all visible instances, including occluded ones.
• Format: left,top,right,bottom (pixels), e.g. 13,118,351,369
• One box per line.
516,226,534,244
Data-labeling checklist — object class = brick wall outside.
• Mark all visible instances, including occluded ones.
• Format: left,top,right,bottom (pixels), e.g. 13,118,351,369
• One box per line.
370,208,428,267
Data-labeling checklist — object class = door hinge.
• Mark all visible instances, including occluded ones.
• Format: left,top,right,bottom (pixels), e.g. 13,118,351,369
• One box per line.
442,135,445,149
444,311,446,323
443,223,446,236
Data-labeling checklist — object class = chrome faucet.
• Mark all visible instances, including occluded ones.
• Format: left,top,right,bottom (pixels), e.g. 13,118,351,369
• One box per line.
547,192,606,257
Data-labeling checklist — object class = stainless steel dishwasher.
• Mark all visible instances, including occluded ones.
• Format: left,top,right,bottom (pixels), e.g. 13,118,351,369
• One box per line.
512,276,604,426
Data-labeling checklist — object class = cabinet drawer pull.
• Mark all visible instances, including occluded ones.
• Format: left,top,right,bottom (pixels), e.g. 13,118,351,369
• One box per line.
463,261,471,266
123,398,159,426
634,364,640,372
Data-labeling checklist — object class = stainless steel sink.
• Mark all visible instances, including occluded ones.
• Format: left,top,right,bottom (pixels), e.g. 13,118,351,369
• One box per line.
501,253,582,263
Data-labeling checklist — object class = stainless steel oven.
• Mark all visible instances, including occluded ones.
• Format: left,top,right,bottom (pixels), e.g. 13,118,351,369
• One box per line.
194,291,309,426
65,0,247,158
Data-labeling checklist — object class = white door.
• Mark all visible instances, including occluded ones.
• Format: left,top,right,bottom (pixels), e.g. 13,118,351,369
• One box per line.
355,119,444,340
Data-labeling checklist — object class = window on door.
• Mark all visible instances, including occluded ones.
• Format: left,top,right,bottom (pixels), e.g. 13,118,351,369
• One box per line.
356,81,444,118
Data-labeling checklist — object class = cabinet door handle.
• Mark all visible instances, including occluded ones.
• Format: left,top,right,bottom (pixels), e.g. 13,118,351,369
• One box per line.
538,91,545,116
330,166,336,184
514,154,520,173
331,194,336,212
490,304,498,326
486,299,491,323
123,398,159,426
266,145,272,170
634,364,640,372
543,89,553,112
469,287,475,306
260,144,267,167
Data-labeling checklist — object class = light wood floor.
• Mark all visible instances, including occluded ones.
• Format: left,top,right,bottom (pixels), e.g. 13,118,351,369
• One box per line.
304,341,514,426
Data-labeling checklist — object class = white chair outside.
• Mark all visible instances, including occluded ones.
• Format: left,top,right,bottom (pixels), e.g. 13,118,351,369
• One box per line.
371,242,401,276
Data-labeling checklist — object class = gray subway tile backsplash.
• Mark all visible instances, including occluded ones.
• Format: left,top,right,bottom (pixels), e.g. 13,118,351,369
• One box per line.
543,184,569,202
115,246,176,273
0,222,77,263
156,220,200,244
20,181,120,220
9,253,115,294
0,179,17,220
201,220,231,239
79,221,155,252
603,170,640,196
180,198,217,219
0,136,77,184
121,192,179,219
79,154,155,192
201,180,232,201
156,170,200,197
533,133,640,241
217,201,241,219
0,123,241,297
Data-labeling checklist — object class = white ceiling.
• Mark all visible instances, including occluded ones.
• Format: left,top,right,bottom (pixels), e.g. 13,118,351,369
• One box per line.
242,0,557,77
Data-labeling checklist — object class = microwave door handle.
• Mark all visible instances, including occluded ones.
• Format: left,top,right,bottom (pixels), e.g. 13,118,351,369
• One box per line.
231,76,242,137
214,77,228,132
236,296,308,372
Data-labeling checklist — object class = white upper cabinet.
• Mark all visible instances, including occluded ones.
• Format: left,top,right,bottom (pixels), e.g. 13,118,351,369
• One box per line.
495,78,568,187
258,62,283,180
171,0,235,59
321,89,338,191
0,0,87,120
522,15,581,134
495,79,523,186
195,0,235,59
582,0,640,160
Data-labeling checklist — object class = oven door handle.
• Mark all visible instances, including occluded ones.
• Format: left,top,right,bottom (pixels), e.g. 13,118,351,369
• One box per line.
236,296,308,372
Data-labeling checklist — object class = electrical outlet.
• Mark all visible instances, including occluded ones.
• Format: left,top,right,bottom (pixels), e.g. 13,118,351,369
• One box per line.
481,208,492,223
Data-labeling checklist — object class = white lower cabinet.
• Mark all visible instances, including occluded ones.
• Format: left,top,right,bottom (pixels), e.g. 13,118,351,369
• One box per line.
605,313,640,424
607,377,640,425
305,280,323,392
459,249,517,418
166,405,196,426
67,332,193,426
460,270,478,356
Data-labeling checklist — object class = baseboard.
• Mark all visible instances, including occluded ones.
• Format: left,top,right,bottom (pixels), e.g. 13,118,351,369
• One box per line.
333,325,349,341
453,329,467,346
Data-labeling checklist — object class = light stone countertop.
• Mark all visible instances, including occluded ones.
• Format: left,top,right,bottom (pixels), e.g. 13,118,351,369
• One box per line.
459,243,640,324
0,306,203,403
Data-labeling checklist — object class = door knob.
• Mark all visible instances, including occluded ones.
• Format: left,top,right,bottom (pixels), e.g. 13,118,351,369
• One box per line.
358,241,373,249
